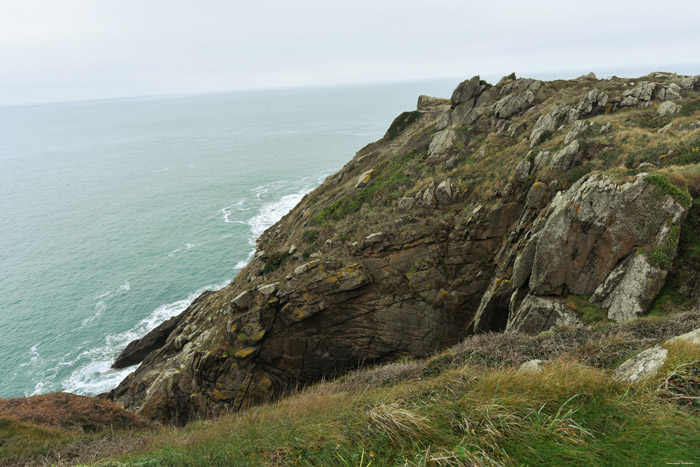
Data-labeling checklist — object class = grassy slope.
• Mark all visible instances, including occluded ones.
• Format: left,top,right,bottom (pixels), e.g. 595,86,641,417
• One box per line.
3,313,700,466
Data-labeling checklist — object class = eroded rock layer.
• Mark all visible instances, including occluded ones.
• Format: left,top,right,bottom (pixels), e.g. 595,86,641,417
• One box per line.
110,72,700,424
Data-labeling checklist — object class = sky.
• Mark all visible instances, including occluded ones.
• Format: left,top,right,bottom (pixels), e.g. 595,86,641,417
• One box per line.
2,0,700,106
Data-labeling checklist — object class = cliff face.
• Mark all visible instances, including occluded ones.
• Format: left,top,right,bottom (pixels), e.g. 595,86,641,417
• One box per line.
109,72,700,424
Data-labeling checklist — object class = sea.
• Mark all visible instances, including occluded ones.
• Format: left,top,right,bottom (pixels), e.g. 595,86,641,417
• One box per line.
0,79,458,398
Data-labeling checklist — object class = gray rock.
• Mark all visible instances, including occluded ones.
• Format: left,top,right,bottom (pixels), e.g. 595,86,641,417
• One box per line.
500,78,541,96
450,75,484,108
525,181,548,208
507,295,580,334
550,140,581,170
637,162,657,171
428,129,457,157
420,181,436,206
232,290,255,309
453,103,487,126
417,95,450,111
568,89,609,122
436,178,459,205
397,196,415,210
514,174,687,297
679,75,700,90
658,83,681,101
590,254,666,322
257,282,279,298
519,359,544,372
614,346,668,384
435,111,451,131
666,328,700,346
623,81,657,103
533,150,550,170
364,232,385,245
658,122,673,134
514,158,531,184
565,120,588,146
657,101,680,117
492,90,535,120
530,104,571,147
294,260,320,276
600,122,611,133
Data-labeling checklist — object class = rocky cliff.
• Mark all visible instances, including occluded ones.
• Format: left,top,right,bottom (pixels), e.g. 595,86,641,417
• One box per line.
108,72,700,425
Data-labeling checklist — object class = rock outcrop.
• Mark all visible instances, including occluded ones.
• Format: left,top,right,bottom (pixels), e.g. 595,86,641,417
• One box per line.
108,71,700,424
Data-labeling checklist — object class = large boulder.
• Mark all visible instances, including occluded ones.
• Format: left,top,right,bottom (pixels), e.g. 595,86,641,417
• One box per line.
506,295,580,334
492,90,535,120
450,75,486,108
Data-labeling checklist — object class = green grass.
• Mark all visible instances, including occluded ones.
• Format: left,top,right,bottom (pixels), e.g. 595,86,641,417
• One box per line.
0,417,79,463
643,174,692,208
313,151,426,225
106,359,700,466
385,111,422,141
260,250,291,275
564,295,608,323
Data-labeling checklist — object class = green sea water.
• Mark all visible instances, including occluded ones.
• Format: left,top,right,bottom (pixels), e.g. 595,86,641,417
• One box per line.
0,80,456,397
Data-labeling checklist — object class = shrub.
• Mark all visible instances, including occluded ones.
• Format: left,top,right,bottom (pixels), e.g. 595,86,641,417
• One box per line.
301,229,319,244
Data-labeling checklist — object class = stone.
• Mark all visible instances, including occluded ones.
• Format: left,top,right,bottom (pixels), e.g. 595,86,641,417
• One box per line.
666,328,700,346
565,120,588,146
600,122,611,133
506,295,580,334
436,178,459,205
417,95,450,111
492,90,535,120
568,89,609,122
500,78,541,95
679,75,700,90
550,140,581,170
614,346,668,384
397,196,415,210
525,181,547,208
658,123,672,134
519,359,544,372
112,315,181,369
514,174,688,297
514,158,531,184
355,170,374,188
435,111,451,131
637,162,657,171
232,290,255,309
257,282,279,298
294,260,320,275
428,129,457,157
530,104,571,147
453,104,487,126
622,81,657,103
364,232,385,245
657,101,680,117
450,75,484,108
590,254,666,322
420,181,437,206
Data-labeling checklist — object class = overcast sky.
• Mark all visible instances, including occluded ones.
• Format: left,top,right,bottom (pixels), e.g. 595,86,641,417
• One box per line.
2,0,700,106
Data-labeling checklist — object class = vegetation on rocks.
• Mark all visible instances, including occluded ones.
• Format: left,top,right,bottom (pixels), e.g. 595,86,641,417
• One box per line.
7,71,700,464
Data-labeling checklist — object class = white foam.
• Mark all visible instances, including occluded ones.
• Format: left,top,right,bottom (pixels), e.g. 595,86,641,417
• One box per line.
118,281,130,292
82,301,107,326
185,243,196,249
167,248,181,257
61,280,230,395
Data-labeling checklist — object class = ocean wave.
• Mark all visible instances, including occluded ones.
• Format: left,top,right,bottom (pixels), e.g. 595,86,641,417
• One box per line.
60,280,230,396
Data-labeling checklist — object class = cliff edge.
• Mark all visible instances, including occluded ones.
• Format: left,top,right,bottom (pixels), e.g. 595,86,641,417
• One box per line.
108,72,700,425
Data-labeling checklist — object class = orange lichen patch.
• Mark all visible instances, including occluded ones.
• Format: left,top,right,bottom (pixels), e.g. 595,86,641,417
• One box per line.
0,393,151,431
234,347,257,359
